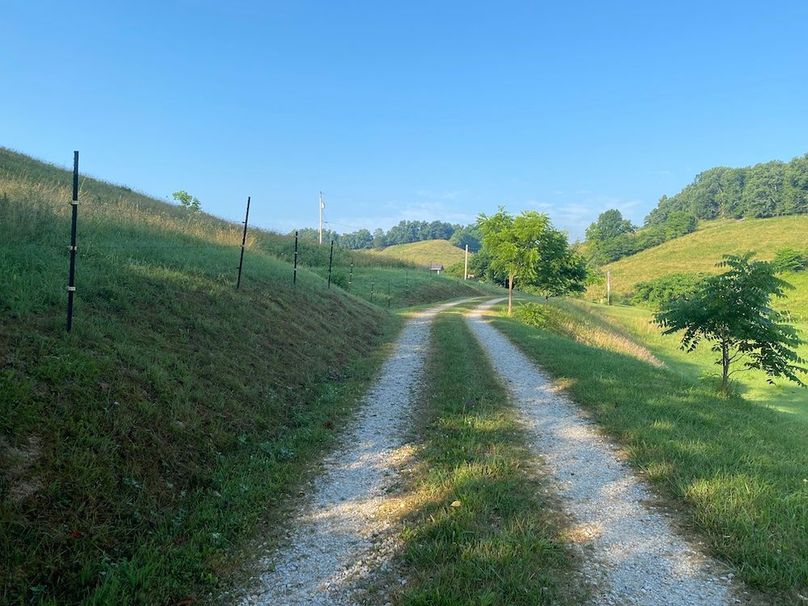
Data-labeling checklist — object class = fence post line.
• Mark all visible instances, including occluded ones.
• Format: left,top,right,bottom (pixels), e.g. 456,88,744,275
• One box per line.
236,195,251,289
293,230,299,285
66,150,79,332
348,262,353,291
327,240,334,288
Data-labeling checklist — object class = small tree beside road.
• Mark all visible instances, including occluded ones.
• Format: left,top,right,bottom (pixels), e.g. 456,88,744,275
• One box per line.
655,253,806,392
478,208,586,315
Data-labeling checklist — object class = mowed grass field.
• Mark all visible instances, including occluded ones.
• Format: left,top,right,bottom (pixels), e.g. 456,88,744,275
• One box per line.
592,216,808,300
368,239,468,269
564,285,808,420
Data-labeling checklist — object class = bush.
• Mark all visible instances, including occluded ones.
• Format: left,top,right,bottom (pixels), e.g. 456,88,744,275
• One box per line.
772,247,808,273
631,273,707,308
444,260,466,278
513,302,551,328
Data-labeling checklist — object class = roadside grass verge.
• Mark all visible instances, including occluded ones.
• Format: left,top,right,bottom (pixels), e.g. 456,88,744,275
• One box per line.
0,152,407,604
389,312,583,605
492,302,808,600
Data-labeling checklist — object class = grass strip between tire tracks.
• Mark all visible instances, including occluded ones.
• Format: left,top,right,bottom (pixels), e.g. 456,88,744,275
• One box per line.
389,311,583,605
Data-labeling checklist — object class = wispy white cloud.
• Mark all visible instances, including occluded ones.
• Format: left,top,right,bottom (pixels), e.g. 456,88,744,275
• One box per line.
520,195,648,241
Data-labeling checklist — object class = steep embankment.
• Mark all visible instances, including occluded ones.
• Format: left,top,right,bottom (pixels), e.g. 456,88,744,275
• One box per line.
0,149,406,604
597,216,808,299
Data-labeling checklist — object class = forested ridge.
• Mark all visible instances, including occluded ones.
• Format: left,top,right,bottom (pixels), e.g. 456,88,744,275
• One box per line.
647,153,808,224
296,220,481,251
585,153,808,265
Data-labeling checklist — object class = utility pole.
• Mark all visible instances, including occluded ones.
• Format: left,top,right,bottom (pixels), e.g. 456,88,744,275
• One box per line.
464,244,469,280
319,191,325,245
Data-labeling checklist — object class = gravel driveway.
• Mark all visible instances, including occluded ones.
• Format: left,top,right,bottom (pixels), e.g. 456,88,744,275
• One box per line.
236,299,472,606
466,299,737,606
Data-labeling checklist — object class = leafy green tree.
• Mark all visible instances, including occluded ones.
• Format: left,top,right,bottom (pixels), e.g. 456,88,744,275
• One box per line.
372,228,386,248
450,225,482,252
585,209,635,243
742,162,786,218
660,211,698,238
655,254,805,391
171,190,201,212
478,208,586,315
340,228,373,249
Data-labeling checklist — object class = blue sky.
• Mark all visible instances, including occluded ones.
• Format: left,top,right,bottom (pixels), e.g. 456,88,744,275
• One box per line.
3,1,807,240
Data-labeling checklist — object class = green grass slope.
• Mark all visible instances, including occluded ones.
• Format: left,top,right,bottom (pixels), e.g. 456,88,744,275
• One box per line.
585,215,808,417
368,239,468,268
597,216,808,298
0,148,485,604
497,300,807,599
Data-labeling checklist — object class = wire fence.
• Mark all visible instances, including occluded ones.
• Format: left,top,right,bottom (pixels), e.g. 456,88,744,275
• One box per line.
47,152,455,331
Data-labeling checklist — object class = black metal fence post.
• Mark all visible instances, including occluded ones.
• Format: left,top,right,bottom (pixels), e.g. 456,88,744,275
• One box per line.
236,195,251,289
66,150,79,332
327,240,334,288
293,230,299,284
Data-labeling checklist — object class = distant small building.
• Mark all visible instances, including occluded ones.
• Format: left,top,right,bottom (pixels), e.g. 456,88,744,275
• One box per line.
428,263,444,274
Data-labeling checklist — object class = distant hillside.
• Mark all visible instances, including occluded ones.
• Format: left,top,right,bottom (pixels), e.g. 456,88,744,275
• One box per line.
594,215,808,300
369,239,469,268
647,153,808,225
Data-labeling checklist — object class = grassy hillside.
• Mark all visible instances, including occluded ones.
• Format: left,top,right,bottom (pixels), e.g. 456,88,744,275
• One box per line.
596,216,808,299
368,239,468,269
565,296,808,419
586,216,808,403
0,148,485,604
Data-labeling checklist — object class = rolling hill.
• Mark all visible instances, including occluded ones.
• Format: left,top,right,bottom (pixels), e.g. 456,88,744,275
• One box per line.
583,213,808,419
368,239,469,269
596,215,808,299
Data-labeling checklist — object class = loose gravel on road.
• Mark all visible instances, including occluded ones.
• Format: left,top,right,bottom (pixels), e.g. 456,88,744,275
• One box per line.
236,300,471,606
466,299,738,606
